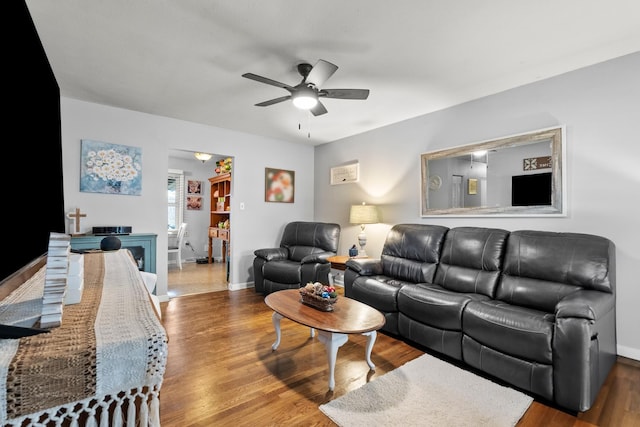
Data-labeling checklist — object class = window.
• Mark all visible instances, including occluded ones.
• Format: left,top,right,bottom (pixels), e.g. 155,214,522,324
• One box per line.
168,169,184,232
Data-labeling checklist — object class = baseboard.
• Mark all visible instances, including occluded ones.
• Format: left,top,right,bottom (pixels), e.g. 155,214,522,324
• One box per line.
617,344,640,361
228,281,254,291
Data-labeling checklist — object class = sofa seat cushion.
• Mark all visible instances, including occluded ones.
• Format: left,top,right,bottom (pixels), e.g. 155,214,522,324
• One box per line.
350,276,409,314
464,300,555,364
263,260,301,284
398,283,489,330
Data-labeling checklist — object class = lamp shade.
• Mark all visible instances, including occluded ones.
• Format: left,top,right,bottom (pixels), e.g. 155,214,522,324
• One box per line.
349,203,380,225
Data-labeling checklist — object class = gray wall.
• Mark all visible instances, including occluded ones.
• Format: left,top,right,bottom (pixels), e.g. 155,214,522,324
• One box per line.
61,99,315,301
314,52,640,359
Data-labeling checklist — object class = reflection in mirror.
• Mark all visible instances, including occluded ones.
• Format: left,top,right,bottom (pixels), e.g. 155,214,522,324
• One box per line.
421,126,565,216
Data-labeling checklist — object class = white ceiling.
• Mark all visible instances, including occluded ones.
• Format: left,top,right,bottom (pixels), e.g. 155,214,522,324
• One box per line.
25,0,640,146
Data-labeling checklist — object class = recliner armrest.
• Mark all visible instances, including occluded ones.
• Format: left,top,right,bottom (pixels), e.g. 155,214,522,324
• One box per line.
345,258,383,275
555,290,615,320
300,252,333,264
254,247,288,261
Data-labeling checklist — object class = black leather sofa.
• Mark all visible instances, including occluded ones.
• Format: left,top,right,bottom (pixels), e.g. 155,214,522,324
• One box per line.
344,224,616,412
254,221,340,295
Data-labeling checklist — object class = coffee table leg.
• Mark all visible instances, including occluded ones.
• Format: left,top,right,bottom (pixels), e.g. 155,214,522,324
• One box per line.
317,331,348,391
271,312,283,350
362,330,377,370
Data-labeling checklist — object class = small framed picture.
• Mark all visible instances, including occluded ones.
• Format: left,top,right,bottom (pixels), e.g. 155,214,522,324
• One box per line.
468,178,478,195
265,168,295,203
186,196,202,210
187,180,202,194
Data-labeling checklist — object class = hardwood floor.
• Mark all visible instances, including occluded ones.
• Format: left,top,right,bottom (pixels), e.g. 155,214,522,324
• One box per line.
158,285,640,426
167,260,228,297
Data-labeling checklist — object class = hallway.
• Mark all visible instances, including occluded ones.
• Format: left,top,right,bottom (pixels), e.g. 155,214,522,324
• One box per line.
167,260,228,298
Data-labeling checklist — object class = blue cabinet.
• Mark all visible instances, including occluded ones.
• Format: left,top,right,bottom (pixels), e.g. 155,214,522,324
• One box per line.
70,233,157,273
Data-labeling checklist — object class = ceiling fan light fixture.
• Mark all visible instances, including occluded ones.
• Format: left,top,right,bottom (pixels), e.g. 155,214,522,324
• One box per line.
194,152,212,162
292,87,318,110
242,59,369,117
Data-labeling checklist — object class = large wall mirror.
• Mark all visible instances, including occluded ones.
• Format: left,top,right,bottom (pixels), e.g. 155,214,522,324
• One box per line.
421,126,566,216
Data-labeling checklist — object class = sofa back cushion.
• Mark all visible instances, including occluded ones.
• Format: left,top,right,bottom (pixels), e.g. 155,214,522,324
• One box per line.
381,224,449,283
497,230,616,312
434,227,509,297
280,221,341,262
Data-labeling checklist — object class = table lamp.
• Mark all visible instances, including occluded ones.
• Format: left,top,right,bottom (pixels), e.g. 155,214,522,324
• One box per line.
349,202,380,257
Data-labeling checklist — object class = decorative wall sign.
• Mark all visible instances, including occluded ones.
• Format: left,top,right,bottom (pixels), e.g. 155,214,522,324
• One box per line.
80,139,142,195
330,163,359,185
523,156,552,170
265,168,295,203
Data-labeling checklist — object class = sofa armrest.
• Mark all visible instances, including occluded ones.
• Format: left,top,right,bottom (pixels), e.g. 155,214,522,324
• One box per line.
345,258,383,276
300,252,333,264
555,290,615,320
254,247,288,261
553,289,617,411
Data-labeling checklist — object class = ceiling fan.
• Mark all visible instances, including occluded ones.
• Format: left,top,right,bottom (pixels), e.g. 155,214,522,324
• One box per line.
242,59,369,116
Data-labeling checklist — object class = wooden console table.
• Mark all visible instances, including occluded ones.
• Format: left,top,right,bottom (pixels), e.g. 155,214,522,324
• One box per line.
71,233,157,273
0,250,167,426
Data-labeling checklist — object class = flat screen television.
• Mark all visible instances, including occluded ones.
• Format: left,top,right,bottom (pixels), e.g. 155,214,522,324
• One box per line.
512,172,552,206
2,2,65,283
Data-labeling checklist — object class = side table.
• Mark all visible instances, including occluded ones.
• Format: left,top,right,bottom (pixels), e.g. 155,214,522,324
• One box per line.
327,255,369,286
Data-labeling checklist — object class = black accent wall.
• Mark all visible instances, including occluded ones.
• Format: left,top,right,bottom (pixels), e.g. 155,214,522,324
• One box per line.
2,2,65,281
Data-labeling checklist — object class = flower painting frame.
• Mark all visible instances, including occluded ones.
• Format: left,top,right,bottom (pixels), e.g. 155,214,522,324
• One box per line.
265,168,295,203
80,139,142,195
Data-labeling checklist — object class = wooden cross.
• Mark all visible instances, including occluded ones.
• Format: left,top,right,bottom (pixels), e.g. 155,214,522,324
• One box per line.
67,208,87,234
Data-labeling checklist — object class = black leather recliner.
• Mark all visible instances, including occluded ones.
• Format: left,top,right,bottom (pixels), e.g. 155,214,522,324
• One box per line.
253,221,341,295
345,224,617,412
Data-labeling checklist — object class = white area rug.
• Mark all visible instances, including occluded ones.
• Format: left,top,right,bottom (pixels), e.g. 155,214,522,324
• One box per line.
320,353,533,427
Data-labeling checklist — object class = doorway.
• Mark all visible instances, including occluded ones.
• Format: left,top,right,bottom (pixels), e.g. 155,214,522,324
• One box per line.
451,174,464,208
167,149,230,297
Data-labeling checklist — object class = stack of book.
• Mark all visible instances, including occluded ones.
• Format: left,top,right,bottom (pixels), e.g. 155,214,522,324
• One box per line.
41,232,71,328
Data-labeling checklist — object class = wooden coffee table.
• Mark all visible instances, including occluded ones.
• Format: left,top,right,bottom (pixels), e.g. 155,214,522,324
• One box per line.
264,289,386,391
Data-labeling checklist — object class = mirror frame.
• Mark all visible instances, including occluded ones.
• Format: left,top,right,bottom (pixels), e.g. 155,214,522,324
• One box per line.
420,126,566,217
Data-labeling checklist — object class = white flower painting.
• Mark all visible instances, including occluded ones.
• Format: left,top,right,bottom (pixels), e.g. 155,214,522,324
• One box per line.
80,139,142,195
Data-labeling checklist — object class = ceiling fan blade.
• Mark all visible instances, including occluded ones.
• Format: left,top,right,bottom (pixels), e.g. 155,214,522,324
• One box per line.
310,101,328,116
242,73,295,91
320,88,370,100
305,60,338,87
255,95,291,107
